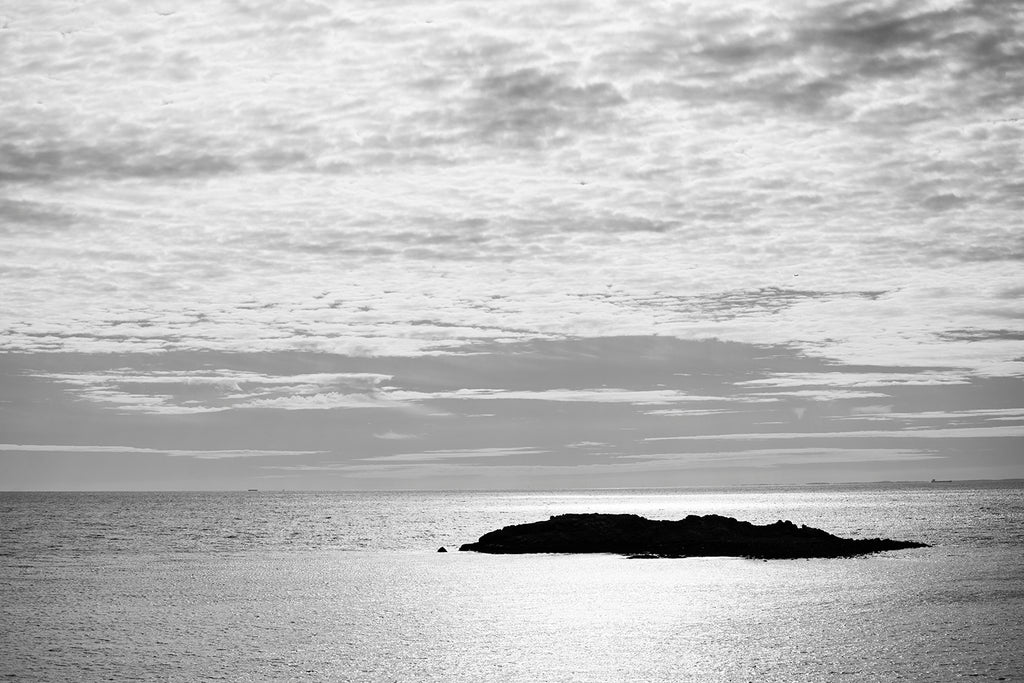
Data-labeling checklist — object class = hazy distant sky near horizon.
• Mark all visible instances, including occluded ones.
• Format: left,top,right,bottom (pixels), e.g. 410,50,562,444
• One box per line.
1,0,1022,490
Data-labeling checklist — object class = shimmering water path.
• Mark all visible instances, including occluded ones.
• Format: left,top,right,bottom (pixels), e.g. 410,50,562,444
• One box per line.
2,482,1022,681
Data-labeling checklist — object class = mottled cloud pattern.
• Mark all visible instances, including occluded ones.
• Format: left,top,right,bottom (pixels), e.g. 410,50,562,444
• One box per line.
1,0,1021,488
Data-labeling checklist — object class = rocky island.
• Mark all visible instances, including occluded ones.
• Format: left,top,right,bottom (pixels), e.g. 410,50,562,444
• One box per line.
459,513,928,559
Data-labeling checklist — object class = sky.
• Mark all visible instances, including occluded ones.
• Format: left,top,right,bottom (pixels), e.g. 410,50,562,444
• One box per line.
1,0,1022,490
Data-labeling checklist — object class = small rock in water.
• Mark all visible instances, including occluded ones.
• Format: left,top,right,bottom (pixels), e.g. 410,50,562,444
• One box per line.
437,546,447,553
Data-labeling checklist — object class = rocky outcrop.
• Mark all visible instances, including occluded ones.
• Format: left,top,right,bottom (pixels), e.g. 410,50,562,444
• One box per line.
459,513,928,559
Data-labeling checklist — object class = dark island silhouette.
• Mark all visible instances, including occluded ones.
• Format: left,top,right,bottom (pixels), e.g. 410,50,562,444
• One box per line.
459,513,928,559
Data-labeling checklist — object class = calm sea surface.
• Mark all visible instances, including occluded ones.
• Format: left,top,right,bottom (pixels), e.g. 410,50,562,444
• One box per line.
2,482,1022,681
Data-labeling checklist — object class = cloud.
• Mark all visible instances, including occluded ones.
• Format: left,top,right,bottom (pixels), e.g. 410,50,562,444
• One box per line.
357,447,548,463
32,369,395,414
234,392,399,410
618,447,942,468
0,198,80,229
374,431,418,440
391,388,769,405
466,67,626,148
921,193,970,212
646,425,1024,442
612,0,1024,124
35,364,790,413
3,337,1019,489
744,389,892,402
0,444,322,459
582,288,889,323
643,408,737,417
937,329,1024,343
0,139,242,184
281,447,943,484
0,0,1021,382
736,371,972,389
836,407,1024,423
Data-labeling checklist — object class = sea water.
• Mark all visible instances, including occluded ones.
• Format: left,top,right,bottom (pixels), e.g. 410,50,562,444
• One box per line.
1,482,1022,681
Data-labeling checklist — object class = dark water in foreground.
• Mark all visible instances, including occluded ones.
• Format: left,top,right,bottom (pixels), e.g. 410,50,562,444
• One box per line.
2,482,1022,681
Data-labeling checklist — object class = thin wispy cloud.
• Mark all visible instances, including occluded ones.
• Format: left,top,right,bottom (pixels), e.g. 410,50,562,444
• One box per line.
390,388,774,405
835,408,1024,423
0,444,323,459
373,431,418,441
737,372,974,389
286,447,944,487
31,364,793,414
30,368,396,414
618,448,943,468
647,425,1024,442
745,390,893,402
358,447,549,463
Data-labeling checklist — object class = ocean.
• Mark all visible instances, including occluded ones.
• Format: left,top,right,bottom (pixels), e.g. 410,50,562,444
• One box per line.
1,482,1022,681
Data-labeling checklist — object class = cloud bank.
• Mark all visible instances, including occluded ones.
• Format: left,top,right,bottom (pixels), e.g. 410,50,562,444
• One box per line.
0,0,1020,378
1,1,1022,489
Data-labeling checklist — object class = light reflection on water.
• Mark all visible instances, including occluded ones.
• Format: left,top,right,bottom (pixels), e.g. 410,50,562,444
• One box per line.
1,482,1022,681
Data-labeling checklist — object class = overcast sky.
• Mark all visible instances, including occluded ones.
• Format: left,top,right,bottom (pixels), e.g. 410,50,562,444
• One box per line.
1,0,1022,490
